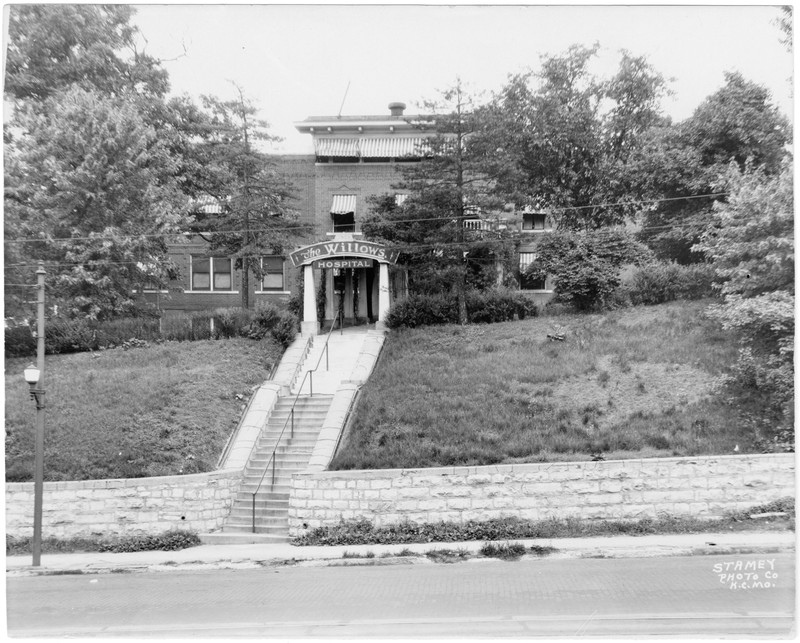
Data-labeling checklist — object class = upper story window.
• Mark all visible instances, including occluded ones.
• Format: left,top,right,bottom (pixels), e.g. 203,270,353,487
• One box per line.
330,194,357,233
522,212,548,231
191,256,233,291
260,257,285,291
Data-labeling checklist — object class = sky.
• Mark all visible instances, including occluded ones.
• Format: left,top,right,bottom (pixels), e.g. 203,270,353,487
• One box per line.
128,4,792,154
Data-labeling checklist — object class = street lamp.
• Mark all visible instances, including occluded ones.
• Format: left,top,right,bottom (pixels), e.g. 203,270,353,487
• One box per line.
26,262,46,567
23,364,44,410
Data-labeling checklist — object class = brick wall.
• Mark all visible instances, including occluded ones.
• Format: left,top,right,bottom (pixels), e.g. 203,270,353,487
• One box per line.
288,454,795,535
313,163,402,233
5,469,242,539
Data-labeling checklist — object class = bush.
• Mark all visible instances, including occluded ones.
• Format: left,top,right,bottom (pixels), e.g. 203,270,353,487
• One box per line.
98,529,201,553
466,290,537,323
212,307,253,338
626,262,717,306
386,290,537,329
385,293,459,329
5,324,36,358
270,311,299,348
161,311,214,341
479,542,527,560
7,529,201,555
45,316,98,354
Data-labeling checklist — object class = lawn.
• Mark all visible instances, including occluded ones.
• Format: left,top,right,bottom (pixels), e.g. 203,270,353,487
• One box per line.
331,300,764,470
5,337,283,481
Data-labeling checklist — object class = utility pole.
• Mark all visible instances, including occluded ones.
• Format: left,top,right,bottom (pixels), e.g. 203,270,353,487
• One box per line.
32,261,46,566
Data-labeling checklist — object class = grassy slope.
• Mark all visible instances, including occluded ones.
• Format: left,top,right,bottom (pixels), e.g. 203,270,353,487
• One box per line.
5,338,283,481
331,300,760,470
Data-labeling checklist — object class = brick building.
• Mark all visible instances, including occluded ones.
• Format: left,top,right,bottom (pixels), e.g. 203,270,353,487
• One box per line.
157,102,554,333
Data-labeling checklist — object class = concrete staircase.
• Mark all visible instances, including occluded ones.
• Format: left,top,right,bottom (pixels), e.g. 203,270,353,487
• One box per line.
292,329,369,396
212,328,370,544
220,395,333,541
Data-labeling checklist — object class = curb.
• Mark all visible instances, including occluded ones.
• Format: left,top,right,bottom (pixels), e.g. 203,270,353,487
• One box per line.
7,532,794,577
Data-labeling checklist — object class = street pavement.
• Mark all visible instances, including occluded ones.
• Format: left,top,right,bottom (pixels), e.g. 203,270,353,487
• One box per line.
6,552,795,638
5,529,794,576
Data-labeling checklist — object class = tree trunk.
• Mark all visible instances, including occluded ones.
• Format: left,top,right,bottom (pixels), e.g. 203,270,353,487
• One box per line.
241,256,250,309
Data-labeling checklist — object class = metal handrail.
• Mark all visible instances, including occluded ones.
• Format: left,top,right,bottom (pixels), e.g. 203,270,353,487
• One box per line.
250,311,343,532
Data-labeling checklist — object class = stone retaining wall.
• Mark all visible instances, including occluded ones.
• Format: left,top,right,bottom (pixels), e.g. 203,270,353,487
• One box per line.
288,454,795,535
6,468,242,539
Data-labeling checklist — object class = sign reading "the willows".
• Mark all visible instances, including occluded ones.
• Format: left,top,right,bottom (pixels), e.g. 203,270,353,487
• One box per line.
289,241,399,267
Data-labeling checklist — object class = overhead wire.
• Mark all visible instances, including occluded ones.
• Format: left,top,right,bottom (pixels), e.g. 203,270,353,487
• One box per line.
3,192,727,246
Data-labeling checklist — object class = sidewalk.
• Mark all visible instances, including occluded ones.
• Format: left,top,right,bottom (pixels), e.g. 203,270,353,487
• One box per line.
7,530,794,577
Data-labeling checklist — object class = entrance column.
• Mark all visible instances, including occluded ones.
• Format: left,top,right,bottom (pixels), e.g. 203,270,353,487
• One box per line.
302,264,319,336
376,262,390,330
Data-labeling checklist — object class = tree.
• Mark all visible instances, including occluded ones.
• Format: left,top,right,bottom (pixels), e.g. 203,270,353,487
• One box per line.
528,229,651,311
482,46,669,230
188,88,303,309
363,80,505,324
635,72,791,263
4,4,168,104
4,87,189,319
694,161,793,443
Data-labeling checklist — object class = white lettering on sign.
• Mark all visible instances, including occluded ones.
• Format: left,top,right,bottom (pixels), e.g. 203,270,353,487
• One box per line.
313,259,374,270
712,559,779,590
290,241,399,266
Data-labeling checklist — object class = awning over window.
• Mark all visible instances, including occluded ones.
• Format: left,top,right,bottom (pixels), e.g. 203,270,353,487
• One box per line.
194,195,223,214
314,137,430,158
331,194,357,214
359,137,428,158
315,138,359,157
395,193,408,206
519,252,537,270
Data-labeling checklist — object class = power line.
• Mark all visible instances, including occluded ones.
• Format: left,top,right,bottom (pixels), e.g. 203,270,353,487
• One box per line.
3,192,727,245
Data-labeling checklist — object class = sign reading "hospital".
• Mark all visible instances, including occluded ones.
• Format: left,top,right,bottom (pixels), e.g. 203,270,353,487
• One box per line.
313,258,374,270
289,240,399,267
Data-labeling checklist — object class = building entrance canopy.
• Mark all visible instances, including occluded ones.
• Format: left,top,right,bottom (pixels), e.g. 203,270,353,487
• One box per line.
289,240,399,268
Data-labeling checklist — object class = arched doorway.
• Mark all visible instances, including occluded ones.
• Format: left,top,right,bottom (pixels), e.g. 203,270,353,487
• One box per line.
288,239,401,335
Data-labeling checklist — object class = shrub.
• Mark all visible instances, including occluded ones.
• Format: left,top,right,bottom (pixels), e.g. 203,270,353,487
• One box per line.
98,529,201,553
270,311,299,348
213,307,253,338
5,324,36,358
479,541,527,560
466,289,537,323
626,262,717,306
95,316,161,345
7,529,201,555
45,317,98,354
386,290,537,329
533,230,652,311
385,293,459,329
161,311,214,341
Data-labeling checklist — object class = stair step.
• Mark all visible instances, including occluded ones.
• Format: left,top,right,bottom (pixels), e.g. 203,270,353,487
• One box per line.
199,532,289,545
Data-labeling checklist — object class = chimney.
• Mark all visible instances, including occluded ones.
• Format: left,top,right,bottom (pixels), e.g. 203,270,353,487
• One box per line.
388,102,406,117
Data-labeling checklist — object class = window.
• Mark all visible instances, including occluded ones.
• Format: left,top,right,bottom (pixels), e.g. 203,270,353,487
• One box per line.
260,257,285,291
330,194,357,233
519,252,546,290
332,212,355,233
191,256,233,291
522,212,547,231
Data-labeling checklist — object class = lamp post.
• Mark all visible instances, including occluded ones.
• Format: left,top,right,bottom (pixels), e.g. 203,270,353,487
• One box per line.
23,262,46,566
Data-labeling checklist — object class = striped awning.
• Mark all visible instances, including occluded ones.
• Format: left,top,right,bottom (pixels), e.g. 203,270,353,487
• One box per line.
193,195,224,214
314,137,430,158
519,252,537,270
395,193,409,206
314,138,359,157
359,137,429,158
331,194,357,214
